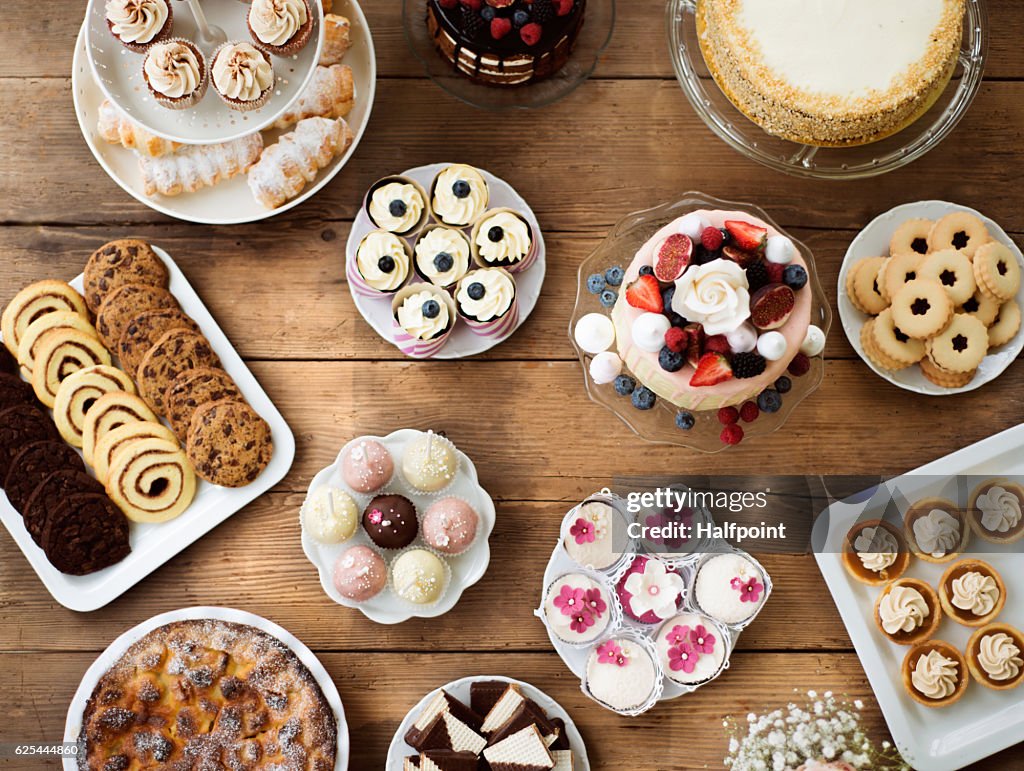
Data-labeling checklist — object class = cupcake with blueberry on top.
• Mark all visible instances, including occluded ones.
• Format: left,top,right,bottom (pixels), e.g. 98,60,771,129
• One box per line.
106,0,173,53
471,208,537,273
455,267,519,337
349,230,411,297
414,225,472,290
391,284,457,359
430,164,489,227
366,176,429,236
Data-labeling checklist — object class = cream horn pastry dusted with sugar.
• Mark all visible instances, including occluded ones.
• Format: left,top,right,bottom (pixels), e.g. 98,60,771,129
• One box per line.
139,134,264,197
273,65,355,129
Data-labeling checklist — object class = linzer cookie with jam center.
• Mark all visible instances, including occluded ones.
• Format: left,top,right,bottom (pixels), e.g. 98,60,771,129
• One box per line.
186,398,273,487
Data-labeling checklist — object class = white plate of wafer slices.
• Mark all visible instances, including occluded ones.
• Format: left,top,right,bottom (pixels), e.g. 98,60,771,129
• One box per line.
839,201,1024,396
0,243,295,611
71,0,375,224
387,676,589,771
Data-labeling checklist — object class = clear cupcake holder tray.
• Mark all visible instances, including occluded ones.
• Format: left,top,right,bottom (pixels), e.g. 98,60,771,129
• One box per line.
536,490,772,715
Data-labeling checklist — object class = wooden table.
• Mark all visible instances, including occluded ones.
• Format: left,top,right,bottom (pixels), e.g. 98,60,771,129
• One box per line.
2,1,1024,768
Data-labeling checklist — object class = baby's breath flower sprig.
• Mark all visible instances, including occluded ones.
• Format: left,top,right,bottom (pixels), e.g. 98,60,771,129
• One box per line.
722,689,910,771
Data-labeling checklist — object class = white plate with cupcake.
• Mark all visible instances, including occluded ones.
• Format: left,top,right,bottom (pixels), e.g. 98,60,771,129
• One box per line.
535,491,772,715
345,163,546,359
300,428,496,624
813,424,1024,771
72,0,376,223
838,201,1024,396
386,675,590,771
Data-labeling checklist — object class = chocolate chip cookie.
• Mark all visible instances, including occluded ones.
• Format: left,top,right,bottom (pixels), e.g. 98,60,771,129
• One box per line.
164,367,243,442
117,307,200,378
137,328,220,414
0,403,58,479
3,440,85,514
187,399,273,487
83,239,169,314
41,492,131,575
95,283,178,350
23,469,105,545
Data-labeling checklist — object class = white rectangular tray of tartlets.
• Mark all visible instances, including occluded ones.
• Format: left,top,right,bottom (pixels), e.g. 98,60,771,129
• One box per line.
0,246,295,612
814,425,1024,771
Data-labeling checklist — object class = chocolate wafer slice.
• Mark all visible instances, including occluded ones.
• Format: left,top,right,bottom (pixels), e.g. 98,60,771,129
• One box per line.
486,699,558,747
405,690,484,750
551,749,574,771
41,492,131,575
482,725,554,771
418,751,480,771
3,440,85,513
471,680,510,719
415,712,486,756
23,469,105,545
0,403,58,480
480,684,525,734
403,757,419,771
548,719,570,752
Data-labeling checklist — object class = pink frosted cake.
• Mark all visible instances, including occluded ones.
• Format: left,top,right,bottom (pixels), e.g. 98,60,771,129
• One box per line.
610,210,816,410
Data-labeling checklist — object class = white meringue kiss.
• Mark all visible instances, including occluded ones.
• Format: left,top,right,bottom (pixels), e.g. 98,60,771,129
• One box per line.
726,322,758,353
575,313,616,354
801,324,826,356
632,313,671,353
677,212,709,241
766,235,796,265
756,331,788,361
590,351,623,384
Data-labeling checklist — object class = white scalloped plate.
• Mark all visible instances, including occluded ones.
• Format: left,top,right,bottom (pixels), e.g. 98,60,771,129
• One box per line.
63,606,349,770
838,201,1024,395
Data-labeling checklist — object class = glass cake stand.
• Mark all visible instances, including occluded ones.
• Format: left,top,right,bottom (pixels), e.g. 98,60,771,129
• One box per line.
667,0,989,180
402,0,615,110
569,192,832,452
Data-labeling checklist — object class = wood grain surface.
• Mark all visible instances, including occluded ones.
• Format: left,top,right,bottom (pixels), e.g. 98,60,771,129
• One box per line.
1,1,1023,769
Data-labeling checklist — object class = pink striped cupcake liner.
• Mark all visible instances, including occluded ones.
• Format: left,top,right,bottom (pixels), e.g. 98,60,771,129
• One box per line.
460,292,520,338
391,284,456,358
346,233,410,298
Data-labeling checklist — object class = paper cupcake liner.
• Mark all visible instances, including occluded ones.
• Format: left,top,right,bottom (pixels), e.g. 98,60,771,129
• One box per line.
386,545,452,611
390,284,457,359
418,493,480,556
687,546,773,632
537,569,622,649
211,41,274,113
428,165,490,228
580,629,664,717
364,176,431,237
108,1,174,53
144,37,208,110
347,232,411,298
249,0,314,57
558,491,638,575
412,225,473,290
456,272,520,338
654,612,734,691
470,208,539,274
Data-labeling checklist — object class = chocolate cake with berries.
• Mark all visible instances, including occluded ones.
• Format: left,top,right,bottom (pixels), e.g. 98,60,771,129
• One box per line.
426,0,586,86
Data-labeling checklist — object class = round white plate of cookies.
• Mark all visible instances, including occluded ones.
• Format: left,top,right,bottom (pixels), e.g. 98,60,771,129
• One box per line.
839,201,1024,396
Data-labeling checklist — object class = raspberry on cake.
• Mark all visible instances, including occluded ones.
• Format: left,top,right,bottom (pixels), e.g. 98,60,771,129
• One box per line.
697,0,965,146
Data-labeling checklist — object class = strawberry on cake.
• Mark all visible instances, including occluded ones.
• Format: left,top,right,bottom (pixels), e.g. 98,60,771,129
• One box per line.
609,211,820,416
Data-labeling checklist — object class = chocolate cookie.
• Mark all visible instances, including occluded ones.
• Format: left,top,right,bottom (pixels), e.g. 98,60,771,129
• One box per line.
3,440,85,514
41,492,131,575
186,399,273,487
0,404,58,480
95,283,178,350
117,307,200,378
83,239,169,314
23,469,105,545
137,328,220,413
0,346,16,375
0,372,36,410
164,367,243,441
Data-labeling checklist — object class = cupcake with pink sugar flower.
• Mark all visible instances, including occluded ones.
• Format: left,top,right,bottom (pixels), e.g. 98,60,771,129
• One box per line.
616,555,685,624
693,552,769,626
562,497,630,572
584,635,661,715
541,572,615,646
655,612,730,686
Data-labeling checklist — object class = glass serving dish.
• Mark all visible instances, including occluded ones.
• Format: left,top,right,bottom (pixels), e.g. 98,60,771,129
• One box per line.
667,0,988,180
402,0,614,111
569,192,832,452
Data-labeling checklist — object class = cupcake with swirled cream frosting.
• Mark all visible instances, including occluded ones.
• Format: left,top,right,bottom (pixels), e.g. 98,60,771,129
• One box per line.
391,285,457,359
142,40,206,110
969,478,1024,544
431,164,489,227
106,0,173,52
455,268,518,334
353,231,410,295
211,42,275,112
248,0,313,57
367,177,429,235
414,226,471,289
471,208,535,273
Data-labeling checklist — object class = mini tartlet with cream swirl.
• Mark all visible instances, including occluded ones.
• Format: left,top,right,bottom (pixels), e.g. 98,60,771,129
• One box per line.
967,622,1024,690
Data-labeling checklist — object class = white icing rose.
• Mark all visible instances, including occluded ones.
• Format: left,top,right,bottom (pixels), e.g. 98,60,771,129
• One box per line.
432,165,488,226
879,585,928,635
249,0,308,47
671,259,751,335
977,485,1022,534
370,182,424,233
951,571,999,617
396,290,450,341
213,43,273,102
457,269,515,322
106,0,168,44
414,227,470,287
913,509,959,558
978,632,1022,681
853,526,898,573
144,42,202,99
475,211,531,266
356,231,408,291
911,650,958,700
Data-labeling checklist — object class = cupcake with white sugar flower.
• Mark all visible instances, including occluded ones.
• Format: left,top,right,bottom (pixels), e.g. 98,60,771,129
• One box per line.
615,555,685,624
